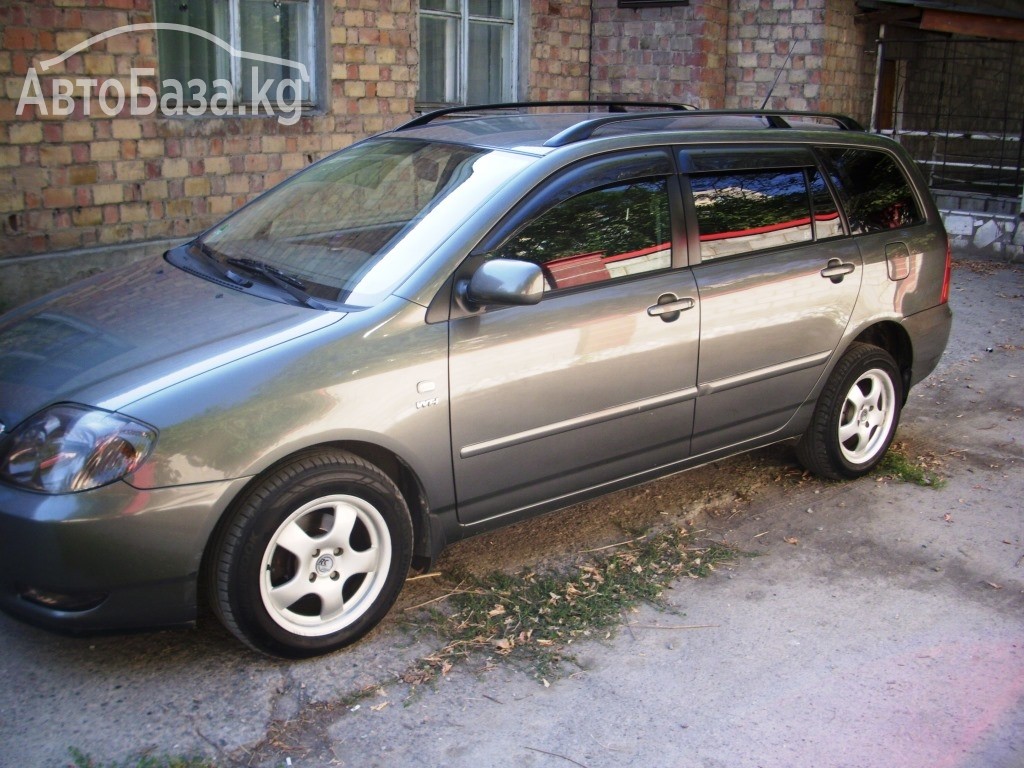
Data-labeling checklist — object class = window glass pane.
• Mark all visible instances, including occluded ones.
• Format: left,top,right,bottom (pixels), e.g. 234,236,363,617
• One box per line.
469,0,514,19
419,0,516,106
421,0,460,11
202,140,533,306
154,0,230,96
239,0,312,103
419,14,460,103
821,148,922,234
809,168,844,240
495,178,671,290
691,170,813,261
467,21,513,103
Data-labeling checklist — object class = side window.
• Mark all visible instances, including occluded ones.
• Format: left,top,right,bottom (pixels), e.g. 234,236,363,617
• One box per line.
493,177,672,289
820,148,923,234
690,169,812,261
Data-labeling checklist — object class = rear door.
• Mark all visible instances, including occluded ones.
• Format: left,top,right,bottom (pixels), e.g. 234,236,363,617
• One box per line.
817,145,943,317
447,150,700,525
682,148,863,454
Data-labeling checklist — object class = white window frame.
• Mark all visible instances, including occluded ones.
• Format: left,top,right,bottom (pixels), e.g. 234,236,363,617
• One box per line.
228,0,319,107
418,0,519,107
156,0,321,111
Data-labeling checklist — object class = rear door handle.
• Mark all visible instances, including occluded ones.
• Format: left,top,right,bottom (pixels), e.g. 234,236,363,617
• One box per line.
820,258,855,283
647,295,695,322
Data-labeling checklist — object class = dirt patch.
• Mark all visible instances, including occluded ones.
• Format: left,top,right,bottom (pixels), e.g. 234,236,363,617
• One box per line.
393,442,806,617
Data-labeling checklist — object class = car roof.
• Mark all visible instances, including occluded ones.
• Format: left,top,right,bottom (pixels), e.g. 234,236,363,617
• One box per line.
385,103,864,154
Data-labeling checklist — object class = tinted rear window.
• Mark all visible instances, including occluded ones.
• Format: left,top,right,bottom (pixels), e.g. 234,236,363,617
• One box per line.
820,147,923,234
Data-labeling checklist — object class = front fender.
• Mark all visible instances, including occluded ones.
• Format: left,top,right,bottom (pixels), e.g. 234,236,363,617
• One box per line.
123,298,456,519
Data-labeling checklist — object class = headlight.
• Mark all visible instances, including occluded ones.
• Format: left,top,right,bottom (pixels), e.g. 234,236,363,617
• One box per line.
0,404,157,493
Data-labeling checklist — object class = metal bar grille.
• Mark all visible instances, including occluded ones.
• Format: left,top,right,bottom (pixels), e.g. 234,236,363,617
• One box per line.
877,36,1024,199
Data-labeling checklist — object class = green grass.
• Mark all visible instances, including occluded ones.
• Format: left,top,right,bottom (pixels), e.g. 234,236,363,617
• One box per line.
877,446,946,488
406,528,733,684
67,748,216,768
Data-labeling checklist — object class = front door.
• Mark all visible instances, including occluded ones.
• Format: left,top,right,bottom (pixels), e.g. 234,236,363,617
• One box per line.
448,152,700,525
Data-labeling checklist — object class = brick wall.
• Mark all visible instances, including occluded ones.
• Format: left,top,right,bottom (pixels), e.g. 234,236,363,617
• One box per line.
725,0,827,112
0,0,596,287
0,0,418,268
822,0,873,123
527,0,592,101
936,191,1023,262
590,0,728,107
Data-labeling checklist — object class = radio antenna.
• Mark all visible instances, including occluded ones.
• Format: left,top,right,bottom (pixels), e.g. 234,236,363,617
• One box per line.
760,40,801,110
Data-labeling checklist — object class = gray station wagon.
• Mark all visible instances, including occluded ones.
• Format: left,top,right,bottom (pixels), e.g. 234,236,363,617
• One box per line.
0,103,952,657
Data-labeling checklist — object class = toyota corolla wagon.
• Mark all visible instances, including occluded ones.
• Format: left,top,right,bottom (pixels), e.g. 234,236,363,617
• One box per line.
0,103,952,657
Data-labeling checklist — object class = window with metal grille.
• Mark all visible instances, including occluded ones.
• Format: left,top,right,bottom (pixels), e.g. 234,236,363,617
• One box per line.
875,35,1024,198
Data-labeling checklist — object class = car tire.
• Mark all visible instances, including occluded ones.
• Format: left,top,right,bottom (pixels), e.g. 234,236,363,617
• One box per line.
208,449,413,658
796,343,903,481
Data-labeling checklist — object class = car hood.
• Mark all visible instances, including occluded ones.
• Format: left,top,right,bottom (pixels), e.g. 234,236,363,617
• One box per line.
0,256,344,432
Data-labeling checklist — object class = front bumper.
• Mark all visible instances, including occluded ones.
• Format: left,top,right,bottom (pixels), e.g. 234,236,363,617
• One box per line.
0,476,248,633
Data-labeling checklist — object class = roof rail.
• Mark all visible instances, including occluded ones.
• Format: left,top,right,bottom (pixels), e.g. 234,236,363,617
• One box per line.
544,112,696,147
396,100,696,131
691,110,865,131
542,109,865,147
394,103,865,146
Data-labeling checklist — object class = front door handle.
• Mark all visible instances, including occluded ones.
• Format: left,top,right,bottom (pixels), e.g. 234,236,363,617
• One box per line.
820,258,855,283
647,294,695,322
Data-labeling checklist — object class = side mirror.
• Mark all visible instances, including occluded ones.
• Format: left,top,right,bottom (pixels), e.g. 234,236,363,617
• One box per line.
458,259,544,310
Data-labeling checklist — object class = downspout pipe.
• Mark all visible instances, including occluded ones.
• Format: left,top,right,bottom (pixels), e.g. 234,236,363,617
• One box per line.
870,23,886,132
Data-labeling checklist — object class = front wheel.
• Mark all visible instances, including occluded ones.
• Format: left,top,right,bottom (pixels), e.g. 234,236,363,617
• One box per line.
796,343,903,480
208,449,413,658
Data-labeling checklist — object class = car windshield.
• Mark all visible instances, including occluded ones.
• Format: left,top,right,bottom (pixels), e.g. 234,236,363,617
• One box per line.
199,138,534,308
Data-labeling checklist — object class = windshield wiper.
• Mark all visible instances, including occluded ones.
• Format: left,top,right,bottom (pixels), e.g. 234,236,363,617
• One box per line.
226,257,328,310
227,257,306,288
182,242,253,287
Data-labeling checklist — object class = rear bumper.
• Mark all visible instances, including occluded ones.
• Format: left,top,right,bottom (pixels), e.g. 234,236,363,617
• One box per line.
903,302,953,389
0,476,246,633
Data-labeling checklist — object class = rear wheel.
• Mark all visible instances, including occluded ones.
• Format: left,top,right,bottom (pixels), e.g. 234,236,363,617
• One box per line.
796,343,903,480
209,449,413,658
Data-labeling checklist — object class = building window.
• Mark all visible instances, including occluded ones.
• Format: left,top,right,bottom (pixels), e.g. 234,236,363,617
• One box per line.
418,0,517,106
154,0,318,112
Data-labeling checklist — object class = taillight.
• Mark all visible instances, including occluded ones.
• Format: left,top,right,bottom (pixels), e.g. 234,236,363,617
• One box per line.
939,239,952,304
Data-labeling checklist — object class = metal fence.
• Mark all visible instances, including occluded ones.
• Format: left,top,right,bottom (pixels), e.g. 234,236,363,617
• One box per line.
872,35,1024,200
